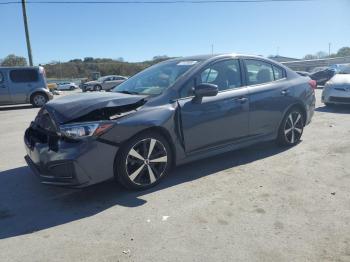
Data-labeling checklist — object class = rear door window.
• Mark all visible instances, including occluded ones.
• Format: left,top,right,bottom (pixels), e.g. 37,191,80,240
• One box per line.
10,69,38,83
244,60,274,85
273,65,285,80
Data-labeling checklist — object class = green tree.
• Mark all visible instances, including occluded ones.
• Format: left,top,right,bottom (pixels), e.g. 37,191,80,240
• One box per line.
83,57,94,62
316,51,328,59
337,47,350,57
1,54,28,66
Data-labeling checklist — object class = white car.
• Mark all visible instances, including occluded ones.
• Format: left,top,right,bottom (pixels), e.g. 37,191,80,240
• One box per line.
57,82,78,90
322,68,350,106
81,75,128,92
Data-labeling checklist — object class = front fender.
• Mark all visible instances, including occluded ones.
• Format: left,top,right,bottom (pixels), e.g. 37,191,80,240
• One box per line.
100,103,178,145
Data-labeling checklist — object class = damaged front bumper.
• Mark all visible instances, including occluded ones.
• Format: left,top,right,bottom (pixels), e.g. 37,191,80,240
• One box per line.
24,123,119,187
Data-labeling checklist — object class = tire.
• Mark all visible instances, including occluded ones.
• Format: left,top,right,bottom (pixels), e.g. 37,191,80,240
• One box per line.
70,86,75,90
115,131,173,190
30,92,48,107
277,107,304,146
94,85,102,91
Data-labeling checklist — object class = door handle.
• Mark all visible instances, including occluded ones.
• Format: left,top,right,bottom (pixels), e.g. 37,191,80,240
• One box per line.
281,89,290,96
235,97,248,103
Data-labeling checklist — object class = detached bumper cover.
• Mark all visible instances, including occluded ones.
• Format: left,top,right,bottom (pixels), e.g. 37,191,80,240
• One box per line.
304,92,315,126
24,125,119,187
25,155,84,187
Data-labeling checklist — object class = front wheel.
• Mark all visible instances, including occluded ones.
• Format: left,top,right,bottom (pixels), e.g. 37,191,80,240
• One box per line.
115,132,173,190
94,85,102,91
277,108,304,146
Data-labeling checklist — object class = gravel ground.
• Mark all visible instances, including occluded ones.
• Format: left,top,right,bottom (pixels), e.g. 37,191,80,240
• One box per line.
0,89,349,262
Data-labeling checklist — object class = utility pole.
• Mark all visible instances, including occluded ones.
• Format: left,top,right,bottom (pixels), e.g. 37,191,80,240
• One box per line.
21,0,33,66
211,44,214,55
328,42,331,57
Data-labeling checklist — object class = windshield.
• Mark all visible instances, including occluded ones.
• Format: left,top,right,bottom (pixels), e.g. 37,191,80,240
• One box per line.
97,76,107,82
113,60,199,95
339,66,350,74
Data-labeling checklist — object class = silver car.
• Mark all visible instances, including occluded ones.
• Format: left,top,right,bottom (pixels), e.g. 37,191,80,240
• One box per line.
0,66,53,107
56,82,78,91
322,67,350,106
82,75,127,92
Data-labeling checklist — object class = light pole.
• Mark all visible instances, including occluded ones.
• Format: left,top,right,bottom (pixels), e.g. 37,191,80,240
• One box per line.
21,0,33,66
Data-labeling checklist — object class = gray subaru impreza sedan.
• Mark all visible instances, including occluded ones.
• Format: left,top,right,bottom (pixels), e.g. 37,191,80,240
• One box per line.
24,54,316,190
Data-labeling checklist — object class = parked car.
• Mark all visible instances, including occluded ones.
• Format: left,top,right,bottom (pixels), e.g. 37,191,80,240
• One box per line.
296,71,310,77
81,75,127,92
329,63,350,73
24,54,315,190
57,82,78,90
0,66,53,107
322,67,350,106
310,66,328,74
310,68,336,86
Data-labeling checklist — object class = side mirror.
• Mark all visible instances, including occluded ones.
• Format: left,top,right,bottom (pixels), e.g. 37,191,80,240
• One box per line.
194,83,218,97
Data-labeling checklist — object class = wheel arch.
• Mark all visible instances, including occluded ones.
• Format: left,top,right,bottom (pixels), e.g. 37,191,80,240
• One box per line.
281,102,307,127
27,88,49,102
114,125,177,172
29,91,49,104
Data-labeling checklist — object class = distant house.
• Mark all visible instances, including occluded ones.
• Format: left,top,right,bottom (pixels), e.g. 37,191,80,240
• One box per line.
269,55,300,63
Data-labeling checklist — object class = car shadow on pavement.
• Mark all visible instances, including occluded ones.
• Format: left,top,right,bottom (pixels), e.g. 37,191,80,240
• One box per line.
315,105,350,114
0,105,33,111
0,141,290,239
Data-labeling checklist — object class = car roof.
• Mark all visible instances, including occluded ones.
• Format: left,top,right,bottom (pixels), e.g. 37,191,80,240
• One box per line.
0,66,42,70
166,53,276,63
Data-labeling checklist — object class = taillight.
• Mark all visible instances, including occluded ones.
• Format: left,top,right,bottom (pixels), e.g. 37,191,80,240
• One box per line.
308,80,317,91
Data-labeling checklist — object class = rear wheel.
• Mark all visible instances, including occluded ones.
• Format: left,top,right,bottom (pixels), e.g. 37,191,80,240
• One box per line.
115,131,172,190
277,108,304,146
94,85,102,91
70,86,75,90
31,93,48,107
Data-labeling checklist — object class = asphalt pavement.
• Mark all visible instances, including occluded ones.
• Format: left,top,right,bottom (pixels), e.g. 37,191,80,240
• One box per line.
0,89,349,262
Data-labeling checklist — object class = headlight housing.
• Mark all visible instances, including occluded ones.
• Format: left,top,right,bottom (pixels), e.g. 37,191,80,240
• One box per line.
59,122,113,139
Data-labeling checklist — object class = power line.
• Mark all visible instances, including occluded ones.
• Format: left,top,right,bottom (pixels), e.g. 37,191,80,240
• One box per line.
0,0,318,5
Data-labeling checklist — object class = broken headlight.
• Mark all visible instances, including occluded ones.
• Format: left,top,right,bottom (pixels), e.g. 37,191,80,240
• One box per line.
59,122,113,139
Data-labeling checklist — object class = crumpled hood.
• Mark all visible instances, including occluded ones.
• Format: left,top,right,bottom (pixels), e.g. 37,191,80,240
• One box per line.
44,92,147,124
